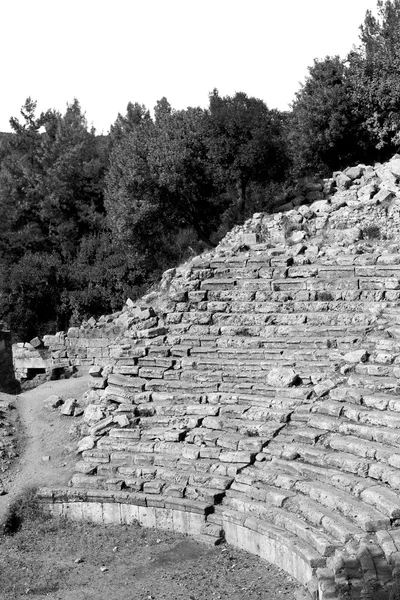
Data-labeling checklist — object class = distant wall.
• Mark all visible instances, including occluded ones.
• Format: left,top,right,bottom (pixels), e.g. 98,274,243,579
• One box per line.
0,323,18,394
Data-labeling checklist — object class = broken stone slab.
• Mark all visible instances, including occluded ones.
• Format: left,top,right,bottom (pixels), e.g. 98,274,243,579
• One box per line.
73,405,84,417
88,377,107,390
60,398,78,416
389,158,400,178
89,365,103,377
374,188,395,204
267,367,299,387
336,173,352,190
89,416,114,436
29,336,42,349
137,327,167,339
107,373,147,391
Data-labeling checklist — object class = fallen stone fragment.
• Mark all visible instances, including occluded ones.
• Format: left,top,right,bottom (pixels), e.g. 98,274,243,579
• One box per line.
343,349,369,363
113,414,130,427
89,416,114,436
336,172,352,190
77,436,95,453
60,398,78,416
267,367,299,388
75,460,97,474
346,165,363,180
44,395,63,409
83,404,104,424
73,405,84,417
29,336,42,348
314,379,336,398
241,233,258,245
290,231,306,243
89,366,103,377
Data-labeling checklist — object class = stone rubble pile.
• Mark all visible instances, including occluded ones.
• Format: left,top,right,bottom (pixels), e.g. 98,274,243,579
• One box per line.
35,156,400,600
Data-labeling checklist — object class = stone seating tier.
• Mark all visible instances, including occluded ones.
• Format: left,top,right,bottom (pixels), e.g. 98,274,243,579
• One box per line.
37,187,400,600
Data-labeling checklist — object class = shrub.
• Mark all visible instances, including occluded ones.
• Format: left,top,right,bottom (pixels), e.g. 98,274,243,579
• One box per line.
317,291,334,301
360,224,381,240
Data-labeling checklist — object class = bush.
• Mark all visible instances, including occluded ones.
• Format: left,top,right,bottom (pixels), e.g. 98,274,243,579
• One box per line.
360,224,381,240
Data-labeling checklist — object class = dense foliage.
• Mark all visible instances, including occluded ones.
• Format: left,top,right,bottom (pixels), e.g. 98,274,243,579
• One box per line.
2,1,400,340
0,94,287,340
291,0,400,176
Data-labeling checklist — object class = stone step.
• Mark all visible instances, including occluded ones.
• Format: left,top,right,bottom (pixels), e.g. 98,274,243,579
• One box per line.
210,311,377,327
236,461,367,544
259,443,400,520
273,454,400,521
188,357,336,371
218,507,328,578
221,486,340,559
226,301,389,314
245,459,390,532
348,373,400,393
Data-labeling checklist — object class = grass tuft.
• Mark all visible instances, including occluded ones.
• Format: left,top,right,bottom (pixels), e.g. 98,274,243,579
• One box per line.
1,486,49,536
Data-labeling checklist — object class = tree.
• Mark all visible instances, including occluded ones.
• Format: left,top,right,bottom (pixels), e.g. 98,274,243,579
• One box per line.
36,99,106,259
105,99,220,254
289,56,369,175
348,0,400,153
205,90,288,216
0,98,109,339
148,99,219,245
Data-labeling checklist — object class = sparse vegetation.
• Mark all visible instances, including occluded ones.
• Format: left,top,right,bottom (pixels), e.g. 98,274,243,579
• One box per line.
361,224,381,240
1,486,47,536
317,291,334,301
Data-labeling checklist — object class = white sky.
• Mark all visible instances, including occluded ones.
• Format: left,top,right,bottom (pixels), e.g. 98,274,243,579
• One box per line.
1,0,377,134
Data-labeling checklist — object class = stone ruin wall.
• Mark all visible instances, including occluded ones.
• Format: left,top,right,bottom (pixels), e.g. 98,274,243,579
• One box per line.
0,322,18,394
24,156,400,600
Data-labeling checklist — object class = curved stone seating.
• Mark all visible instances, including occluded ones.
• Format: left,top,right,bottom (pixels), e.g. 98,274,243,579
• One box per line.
37,218,400,599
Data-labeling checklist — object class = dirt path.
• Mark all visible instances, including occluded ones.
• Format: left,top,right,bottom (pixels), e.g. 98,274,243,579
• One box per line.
0,374,90,524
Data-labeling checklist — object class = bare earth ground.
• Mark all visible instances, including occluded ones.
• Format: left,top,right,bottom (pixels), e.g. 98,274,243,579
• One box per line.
0,376,303,600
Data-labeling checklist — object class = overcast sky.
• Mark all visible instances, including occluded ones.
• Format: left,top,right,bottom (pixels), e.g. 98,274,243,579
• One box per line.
1,0,377,134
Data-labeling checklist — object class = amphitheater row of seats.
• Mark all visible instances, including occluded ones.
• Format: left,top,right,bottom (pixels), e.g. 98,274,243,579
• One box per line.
40,242,400,600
